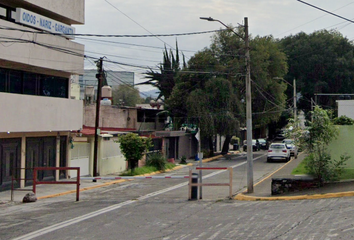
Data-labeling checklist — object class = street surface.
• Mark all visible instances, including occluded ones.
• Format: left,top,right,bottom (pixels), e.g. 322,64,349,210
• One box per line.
1,151,354,240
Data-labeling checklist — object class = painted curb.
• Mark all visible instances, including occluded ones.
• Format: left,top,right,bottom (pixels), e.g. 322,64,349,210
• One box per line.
234,152,354,201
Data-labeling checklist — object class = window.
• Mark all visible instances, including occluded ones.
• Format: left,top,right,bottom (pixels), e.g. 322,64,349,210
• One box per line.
0,68,6,92
40,76,68,98
8,70,22,94
0,6,6,19
0,4,15,21
23,73,38,95
0,67,68,98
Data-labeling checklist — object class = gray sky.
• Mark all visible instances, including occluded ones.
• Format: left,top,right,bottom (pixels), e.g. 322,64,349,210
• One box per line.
74,0,354,95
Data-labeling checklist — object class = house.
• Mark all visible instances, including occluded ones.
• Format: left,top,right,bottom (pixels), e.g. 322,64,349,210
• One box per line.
75,102,199,176
0,1,85,191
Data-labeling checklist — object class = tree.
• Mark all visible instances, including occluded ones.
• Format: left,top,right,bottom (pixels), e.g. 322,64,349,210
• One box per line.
112,85,143,107
301,106,348,184
168,29,288,153
138,43,185,100
280,30,354,113
116,133,152,171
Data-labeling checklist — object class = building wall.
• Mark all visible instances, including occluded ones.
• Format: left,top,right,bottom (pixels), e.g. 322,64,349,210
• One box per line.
84,105,137,129
2,0,84,24
0,20,84,76
99,137,126,175
337,100,354,119
0,93,83,132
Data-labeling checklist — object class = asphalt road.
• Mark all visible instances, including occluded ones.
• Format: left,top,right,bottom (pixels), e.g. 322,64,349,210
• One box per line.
2,152,354,240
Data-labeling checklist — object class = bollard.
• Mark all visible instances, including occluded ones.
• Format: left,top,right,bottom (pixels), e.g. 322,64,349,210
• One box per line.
191,173,198,200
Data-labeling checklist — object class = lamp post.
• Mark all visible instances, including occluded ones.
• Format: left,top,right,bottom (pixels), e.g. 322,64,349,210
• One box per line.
200,16,254,193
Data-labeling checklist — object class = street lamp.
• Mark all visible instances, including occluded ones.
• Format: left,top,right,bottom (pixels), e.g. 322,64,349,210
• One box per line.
200,16,254,193
274,77,297,123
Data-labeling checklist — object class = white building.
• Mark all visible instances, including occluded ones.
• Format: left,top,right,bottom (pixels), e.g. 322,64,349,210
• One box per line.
337,100,354,120
0,0,85,191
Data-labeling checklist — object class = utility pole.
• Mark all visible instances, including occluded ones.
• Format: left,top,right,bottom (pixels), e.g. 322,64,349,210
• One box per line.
93,57,104,177
245,17,253,193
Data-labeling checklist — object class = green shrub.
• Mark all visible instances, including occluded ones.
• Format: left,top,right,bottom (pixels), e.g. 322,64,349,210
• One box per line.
305,151,349,184
146,152,167,171
333,115,354,125
230,136,240,145
179,155,187,164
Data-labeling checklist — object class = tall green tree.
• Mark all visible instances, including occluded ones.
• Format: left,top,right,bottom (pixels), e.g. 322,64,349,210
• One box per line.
168,28,288,153
112,85,143,107
138,43,185,100
280,30,354,113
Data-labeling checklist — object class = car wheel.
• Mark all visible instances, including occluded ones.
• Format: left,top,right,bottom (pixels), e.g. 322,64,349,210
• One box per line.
267,158,271,163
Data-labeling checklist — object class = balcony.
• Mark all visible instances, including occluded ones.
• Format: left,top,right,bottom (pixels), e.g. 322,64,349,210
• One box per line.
0,93,83,133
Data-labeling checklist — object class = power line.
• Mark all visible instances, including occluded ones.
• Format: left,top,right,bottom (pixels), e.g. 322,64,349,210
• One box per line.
297,0,354,24
0,25,223,38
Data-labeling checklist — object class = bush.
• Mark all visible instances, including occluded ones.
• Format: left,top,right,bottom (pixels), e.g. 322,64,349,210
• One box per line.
305,151,349,184
230,136,240,145
333,115,354,125
146,152,167,171
179,155,187,164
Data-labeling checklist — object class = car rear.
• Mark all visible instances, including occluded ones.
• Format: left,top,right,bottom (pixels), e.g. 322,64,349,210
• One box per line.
267,143,290,162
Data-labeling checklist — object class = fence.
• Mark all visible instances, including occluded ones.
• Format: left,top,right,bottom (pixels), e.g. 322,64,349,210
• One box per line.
188,167,233,200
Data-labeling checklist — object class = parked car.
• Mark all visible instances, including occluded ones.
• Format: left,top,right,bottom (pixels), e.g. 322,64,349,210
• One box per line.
275,130,286,140
267,143,290,162
282,139,298,158
243,139,260,151
258,138,269,150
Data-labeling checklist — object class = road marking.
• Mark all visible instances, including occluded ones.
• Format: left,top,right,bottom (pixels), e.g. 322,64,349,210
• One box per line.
12,154,264,240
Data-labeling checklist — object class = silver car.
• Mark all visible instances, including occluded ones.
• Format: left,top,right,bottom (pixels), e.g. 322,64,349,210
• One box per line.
267,143,290,162
282,139,298,158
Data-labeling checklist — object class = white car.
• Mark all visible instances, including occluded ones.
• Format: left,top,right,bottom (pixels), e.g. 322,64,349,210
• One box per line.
267,143,291,162
282,139,298,158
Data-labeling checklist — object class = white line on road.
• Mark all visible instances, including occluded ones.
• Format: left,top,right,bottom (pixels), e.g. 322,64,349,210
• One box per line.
12,154,264,240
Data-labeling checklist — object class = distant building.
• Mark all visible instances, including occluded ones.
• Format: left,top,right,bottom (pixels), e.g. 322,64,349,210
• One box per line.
79,70,134,100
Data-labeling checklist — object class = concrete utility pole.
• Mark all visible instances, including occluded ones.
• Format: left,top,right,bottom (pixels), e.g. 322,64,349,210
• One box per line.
93,57,104,177
200,16,253,193
244,17,253,193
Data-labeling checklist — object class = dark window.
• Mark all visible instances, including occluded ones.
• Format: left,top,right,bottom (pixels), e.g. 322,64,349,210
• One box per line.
8,70,22,94
0,67,68,98
23,73,38,95
0,68,6,92
40,76,68,98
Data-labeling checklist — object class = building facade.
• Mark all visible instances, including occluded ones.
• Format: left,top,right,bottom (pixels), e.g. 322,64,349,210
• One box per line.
0,0,85,191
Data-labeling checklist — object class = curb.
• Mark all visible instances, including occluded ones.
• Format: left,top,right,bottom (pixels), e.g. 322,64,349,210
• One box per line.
234,152,354,201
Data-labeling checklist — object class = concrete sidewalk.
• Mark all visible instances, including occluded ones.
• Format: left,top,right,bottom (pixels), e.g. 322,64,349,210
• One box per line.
234,152,354,201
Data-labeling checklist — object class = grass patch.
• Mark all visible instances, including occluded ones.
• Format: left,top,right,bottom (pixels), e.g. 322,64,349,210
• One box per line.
338,169,354,180
291,158,309,175
120,163,176,176
292,158,354,180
